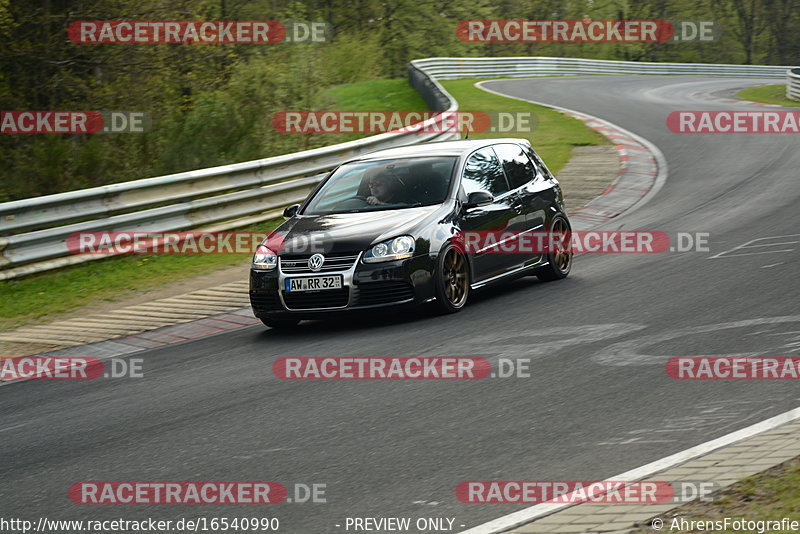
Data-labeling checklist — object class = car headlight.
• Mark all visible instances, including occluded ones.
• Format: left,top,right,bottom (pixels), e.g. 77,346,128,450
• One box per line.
252,244,278,270
363,235,416,263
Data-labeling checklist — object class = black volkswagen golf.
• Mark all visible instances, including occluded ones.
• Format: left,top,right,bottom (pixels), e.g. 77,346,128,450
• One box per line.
249,139,572,328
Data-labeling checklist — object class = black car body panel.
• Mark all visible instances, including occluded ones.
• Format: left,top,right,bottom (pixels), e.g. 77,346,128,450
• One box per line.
249,138,568,320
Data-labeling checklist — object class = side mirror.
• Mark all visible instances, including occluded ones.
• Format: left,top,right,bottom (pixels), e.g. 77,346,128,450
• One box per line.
463,191,493,210
283,204,300,218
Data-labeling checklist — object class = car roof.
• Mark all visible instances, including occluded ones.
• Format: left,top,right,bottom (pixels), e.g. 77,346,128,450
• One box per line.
347,138,532,162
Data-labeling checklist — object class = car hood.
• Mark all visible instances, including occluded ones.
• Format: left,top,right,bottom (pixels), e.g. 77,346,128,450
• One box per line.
272,205,443,256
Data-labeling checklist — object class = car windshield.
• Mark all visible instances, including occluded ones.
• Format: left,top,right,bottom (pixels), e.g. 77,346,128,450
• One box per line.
302,156,457,215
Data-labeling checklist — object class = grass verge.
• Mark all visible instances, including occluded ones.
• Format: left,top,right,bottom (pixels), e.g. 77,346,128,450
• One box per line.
324,78,428,110
634,457,800,533
736,84,800,108
0,219,282,331
320,78,429,143
441,79,608,175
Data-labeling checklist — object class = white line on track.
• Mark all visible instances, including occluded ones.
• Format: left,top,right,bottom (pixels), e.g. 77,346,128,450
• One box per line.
708,233,800,259
456,82,793,532
0,422,32,433
459,404,800,534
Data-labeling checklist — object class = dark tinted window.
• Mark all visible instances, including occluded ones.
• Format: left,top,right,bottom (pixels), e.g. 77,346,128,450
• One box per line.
494,143,537,189
525,146,550,178
302,157,457,214
461,147,509,197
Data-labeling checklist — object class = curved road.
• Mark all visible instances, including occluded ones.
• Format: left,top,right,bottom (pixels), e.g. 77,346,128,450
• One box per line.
3,76,800,533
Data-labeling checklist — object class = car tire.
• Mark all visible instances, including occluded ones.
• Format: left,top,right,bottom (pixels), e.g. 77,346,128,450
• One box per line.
534,215,573,281
260,317,301,329
434,244,470,314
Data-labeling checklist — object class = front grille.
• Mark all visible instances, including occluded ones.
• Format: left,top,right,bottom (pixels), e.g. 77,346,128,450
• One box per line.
283,288,349,310
356,282,415,306
250,291,282,313
280,253,359,274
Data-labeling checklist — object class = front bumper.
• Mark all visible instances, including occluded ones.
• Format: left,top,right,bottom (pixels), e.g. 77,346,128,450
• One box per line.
249,253,436,319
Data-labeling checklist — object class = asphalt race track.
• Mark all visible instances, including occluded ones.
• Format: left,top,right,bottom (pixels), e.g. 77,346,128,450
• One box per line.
3,76,800,533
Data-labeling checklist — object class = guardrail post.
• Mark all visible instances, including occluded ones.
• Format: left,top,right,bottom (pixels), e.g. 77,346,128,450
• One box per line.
787,68,800,101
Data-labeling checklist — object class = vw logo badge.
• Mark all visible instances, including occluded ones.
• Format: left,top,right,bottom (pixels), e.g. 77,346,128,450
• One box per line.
308,253,325,272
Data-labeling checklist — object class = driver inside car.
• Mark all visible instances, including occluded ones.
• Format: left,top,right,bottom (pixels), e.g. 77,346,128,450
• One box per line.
365,169,403,205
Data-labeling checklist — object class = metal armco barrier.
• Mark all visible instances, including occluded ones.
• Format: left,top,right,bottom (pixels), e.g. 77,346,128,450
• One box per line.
0,56,790,279
408,62,454,111
788,69,800,101
410,56,791,80
0,71,458,279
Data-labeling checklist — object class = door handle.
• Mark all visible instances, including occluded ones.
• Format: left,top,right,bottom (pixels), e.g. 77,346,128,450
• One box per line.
512,193,523,214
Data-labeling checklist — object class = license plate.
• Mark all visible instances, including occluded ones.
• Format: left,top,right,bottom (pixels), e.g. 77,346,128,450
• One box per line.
285,275,343,293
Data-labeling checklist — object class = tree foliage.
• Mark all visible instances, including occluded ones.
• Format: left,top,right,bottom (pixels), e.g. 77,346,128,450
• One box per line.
0,0,798,200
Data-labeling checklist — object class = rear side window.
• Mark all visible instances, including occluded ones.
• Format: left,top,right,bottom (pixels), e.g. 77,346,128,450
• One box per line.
494,143,537,189
525,146,550,178
461,147,509,197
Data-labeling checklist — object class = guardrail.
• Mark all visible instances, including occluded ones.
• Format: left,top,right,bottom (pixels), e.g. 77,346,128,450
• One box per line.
1,55,790,279
410,56,791,80
0,69,458,280
788,69,800,101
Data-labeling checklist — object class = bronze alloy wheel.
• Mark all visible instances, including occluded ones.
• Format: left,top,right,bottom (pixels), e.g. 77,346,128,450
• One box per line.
551,217,573,274
443,248,468,307
436,246,469,312
534,215,573,281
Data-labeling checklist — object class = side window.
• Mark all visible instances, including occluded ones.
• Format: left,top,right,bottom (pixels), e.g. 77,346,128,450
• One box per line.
525,146,550,179
461,147,509,197
494,143,537,189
